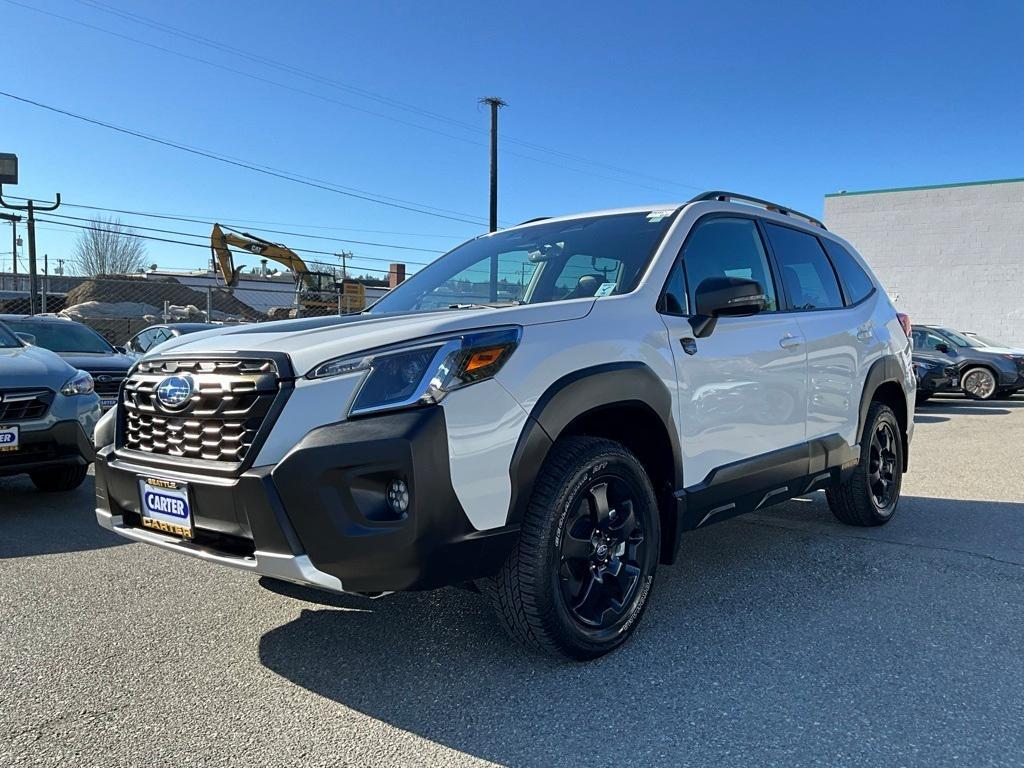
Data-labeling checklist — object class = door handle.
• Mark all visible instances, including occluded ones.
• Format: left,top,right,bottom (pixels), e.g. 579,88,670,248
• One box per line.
779,333,801,350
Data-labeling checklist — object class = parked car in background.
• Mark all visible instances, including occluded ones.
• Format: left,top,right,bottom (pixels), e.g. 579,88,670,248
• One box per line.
124,323,219,358
911,351,959,405
962,331,1024,355
0,315,134,411
0,320,101,491
911,325,1024,400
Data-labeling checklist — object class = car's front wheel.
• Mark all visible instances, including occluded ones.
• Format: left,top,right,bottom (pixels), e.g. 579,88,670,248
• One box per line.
29,464,89,492
484,436,660,660
961,366,998,400
827,402,903,526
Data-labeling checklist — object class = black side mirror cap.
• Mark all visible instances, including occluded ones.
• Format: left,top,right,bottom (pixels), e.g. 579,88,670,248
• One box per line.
689,277,767,338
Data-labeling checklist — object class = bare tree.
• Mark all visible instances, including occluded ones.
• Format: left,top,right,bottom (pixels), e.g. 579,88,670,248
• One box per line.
71,215,148,276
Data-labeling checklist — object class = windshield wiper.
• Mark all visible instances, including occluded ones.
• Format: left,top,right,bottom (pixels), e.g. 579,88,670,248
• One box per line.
447,301,524,309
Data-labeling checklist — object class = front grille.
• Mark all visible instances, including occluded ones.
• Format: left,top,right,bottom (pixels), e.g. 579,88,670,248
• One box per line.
120,358,280,464
0,389,54,422
90,371,127,396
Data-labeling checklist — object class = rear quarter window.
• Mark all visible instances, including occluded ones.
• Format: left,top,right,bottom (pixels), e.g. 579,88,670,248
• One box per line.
822,239,875,304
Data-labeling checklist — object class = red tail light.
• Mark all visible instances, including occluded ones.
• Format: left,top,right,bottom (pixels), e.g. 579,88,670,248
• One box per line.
896,312,912,338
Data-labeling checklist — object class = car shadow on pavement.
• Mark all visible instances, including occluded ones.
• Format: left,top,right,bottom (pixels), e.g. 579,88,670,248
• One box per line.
258,493,1024,766
918,403,1012,416
0,474,127,558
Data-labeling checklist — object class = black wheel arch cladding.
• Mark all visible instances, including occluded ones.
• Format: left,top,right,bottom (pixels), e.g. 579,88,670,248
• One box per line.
505,361,684,563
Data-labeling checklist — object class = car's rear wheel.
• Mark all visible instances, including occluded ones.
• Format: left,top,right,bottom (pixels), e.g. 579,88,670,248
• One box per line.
484,436,659,660
827,402,903,526
29,464,89,492
961,366,998,400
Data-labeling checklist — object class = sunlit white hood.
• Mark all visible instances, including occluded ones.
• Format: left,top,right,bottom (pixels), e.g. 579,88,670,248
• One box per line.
148,300,594,376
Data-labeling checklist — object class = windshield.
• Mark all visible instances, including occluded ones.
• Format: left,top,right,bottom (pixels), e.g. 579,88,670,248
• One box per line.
369,210,677,314
965,332,1006,348
0,322,20,349
938,328,976,348
5,319,114,354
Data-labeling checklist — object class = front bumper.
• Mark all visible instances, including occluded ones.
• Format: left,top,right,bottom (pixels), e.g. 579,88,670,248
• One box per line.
917,367,958,393
95,406,518,595
0,420,94,477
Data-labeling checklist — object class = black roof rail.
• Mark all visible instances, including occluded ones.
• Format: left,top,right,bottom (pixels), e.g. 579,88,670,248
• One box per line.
515,216,552,226
686,191,826,230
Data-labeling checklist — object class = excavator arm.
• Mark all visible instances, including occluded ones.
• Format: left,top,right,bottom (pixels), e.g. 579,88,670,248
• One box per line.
211,223,312,287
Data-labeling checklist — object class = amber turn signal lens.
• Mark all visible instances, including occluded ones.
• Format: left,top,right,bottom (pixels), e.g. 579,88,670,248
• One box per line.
464,347,506,373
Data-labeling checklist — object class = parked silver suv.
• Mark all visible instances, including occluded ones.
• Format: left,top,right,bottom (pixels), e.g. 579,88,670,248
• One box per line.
0,320,101,491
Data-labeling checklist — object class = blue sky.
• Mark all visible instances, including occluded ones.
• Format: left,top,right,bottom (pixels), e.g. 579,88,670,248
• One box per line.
2,0,1022,277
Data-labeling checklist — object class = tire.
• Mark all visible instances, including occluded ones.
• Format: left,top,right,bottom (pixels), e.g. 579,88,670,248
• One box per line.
29,464,89,492
484,436,660,660
961,366,998,400
826,402,903,527
995,387,1016,400
915,392,931,406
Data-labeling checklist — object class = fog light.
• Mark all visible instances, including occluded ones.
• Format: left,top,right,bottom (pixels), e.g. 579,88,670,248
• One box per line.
386,479,410,515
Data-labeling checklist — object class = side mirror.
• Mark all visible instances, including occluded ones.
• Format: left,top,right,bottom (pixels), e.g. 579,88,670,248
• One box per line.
934,342,950,354
114,345,128,354
689,277,767,338
15,332,36,345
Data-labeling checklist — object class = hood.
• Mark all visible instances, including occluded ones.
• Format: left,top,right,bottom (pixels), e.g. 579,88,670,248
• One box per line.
0,345,77,389
969,346,1024,356
151,300,594,375
57,351,135,372
912,351,954,366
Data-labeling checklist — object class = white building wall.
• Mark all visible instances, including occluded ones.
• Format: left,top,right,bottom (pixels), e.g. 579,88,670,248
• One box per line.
824,179,1024,347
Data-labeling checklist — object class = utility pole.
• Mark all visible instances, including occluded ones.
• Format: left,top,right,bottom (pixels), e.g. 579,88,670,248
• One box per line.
336,250,353,280
480,97,506,302
0,212,19,276
480,97,506,233
0,154,61,315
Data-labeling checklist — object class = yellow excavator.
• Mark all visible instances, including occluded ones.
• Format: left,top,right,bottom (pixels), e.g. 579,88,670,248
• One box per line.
210,223,365,314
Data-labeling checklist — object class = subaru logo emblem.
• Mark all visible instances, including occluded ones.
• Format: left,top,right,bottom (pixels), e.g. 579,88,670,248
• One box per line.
155,375,194,410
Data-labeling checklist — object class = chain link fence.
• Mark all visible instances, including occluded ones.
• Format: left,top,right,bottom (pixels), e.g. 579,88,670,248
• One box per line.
0,271,389,347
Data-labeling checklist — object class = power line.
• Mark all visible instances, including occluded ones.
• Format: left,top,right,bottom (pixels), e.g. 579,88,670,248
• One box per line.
6,196,468,239
33,218,401,277
0,90,493,226
38,211,436,266
35,209,443,258
8,0,701,195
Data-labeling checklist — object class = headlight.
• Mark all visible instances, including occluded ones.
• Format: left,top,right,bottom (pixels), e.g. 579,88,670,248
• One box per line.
310,327,521,416
60,369,95,396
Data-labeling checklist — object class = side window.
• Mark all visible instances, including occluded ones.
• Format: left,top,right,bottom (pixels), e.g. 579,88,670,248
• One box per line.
660,259,687,315
680,218,778,312
822,239,874,304
918,332,948,352
763,223,844,311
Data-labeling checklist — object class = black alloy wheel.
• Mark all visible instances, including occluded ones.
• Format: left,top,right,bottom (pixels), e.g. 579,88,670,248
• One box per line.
557,477,646,629
868,421,899,513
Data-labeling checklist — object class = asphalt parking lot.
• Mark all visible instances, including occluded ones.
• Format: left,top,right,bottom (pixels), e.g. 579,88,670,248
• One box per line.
3,393,1023,768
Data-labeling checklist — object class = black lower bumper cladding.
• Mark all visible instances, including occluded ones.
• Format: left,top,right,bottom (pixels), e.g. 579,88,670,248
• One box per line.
97,406,519,593
0,420,93,477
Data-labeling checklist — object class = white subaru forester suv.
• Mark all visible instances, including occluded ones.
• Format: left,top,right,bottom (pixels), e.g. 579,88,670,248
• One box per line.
94,192,914,659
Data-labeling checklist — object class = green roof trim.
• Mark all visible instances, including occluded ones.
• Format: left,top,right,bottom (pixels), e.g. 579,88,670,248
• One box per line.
825,176,1024,198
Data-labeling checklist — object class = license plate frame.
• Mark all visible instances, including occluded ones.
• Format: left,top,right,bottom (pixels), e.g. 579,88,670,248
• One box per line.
0,424,18,453
138,476,194,539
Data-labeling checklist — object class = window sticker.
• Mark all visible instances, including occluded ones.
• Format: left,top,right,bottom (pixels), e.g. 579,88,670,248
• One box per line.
646,209,674,222
594,282,617,297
